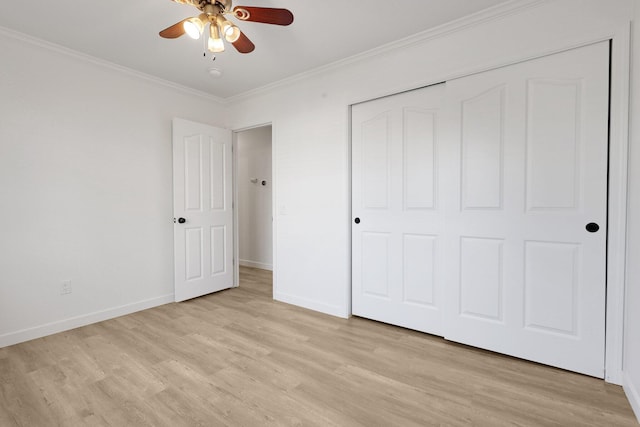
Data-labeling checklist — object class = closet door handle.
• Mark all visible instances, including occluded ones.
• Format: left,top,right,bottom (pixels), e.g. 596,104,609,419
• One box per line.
585,222,599,233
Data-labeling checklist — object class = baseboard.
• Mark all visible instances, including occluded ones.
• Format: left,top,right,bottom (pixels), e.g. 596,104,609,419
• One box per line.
623,372,640,424
239,259,273,271
274,290,348,319
0,294,174,348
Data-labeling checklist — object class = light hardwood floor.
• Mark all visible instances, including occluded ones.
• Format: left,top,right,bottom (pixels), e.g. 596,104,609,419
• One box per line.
0,266,637,426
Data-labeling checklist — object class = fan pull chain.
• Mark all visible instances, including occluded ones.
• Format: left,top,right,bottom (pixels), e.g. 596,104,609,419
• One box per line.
203,33,207,57
203,51,215,61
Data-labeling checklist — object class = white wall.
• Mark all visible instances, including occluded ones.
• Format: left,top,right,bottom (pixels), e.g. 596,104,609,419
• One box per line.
237,126,273,270
227,0,634,387
0,31,227,347
623,0,640,421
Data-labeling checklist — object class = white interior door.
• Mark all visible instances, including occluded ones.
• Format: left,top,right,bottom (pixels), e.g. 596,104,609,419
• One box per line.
442,42,609,377
352,84,445,335
173,118,234,302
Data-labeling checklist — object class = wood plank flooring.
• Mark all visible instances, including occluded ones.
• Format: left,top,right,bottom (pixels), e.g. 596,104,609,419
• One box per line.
1,266,637,426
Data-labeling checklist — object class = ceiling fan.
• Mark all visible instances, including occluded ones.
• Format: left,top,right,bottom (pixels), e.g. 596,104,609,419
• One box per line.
159,0,294,54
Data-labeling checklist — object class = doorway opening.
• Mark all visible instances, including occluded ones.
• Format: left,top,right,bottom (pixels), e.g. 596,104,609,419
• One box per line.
235,125,274,296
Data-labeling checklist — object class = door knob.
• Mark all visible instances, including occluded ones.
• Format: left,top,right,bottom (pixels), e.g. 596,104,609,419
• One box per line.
585,222,599,233
354,217,360,224
178,217,186,224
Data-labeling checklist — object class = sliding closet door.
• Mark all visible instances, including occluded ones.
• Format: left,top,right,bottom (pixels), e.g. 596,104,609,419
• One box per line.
442,41,609,378
352,84,445,335
351,42,609,377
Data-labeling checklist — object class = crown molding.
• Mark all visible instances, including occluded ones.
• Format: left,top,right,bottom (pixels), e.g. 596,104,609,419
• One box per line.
0,25,226,105
227,0,547,104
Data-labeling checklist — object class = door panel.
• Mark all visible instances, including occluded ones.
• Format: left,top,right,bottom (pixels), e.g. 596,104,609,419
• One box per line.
361,114,391,209
526,79,581,210
443,41,608,377
210,140,227,211
173,118,233,302
185,227,203,281
524,241,579,335
352,84,446,335
459,237,504,323
185,135,203,211
403,234,437,306
361,232,391,298
461,85,505,210
404,108,437,209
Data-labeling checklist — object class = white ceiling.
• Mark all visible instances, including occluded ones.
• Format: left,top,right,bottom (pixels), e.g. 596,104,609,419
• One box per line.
0,0,509,99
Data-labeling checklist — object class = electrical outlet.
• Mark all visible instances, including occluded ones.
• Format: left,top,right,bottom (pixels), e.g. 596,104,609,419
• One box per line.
61,280,72,295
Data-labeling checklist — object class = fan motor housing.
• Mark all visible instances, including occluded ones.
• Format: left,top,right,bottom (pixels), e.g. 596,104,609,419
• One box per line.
215,0,232,11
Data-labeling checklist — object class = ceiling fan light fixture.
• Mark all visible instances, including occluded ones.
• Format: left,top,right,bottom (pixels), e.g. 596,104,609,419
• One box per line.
218,17,241,43
224,25,241,43
184,15,205,39
208,24,225,53
160,2,293,55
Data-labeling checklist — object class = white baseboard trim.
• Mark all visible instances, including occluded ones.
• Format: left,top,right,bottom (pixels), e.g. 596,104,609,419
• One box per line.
0,294,174,348
624,372,640,424
274,291,348,319
239,259,273,271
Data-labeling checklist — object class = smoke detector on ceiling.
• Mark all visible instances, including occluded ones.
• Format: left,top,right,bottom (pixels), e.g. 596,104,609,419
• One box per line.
208,67,223,77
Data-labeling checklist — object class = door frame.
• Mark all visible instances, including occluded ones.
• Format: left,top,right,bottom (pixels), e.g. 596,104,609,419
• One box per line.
232,122,276,290
348,26,631,385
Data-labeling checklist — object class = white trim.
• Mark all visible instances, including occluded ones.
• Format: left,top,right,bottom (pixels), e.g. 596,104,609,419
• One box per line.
233,122,274,132
345,103,353,319
227,0,546,103
271,123,279,302
239,260,273,271
274,291,349,319
0,25,225,105
624,372,640,423
605,24,632,386
0,294,174,348
232,131,240,288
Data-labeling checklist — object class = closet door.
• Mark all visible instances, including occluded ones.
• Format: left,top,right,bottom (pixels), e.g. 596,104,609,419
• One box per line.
442,42,609,377
352,84,445,335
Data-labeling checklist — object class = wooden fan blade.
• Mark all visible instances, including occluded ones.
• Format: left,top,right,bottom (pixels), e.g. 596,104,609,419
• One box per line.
159,20,187,39
233,7,294,26
232,31,256,54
